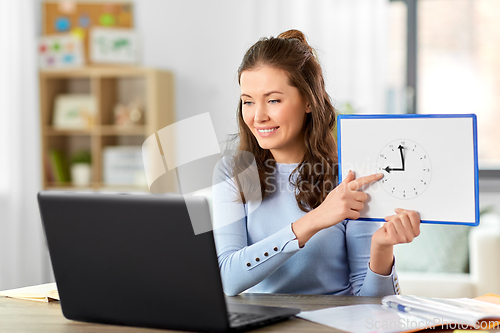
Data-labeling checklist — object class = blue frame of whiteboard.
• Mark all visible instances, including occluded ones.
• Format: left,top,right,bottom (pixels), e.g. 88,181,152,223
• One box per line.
337,114,479,226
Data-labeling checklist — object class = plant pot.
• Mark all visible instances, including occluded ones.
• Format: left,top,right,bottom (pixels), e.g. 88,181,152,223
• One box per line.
71,163,92,186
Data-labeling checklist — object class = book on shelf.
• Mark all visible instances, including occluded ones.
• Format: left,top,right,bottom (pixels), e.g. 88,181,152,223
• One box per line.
0,283,59,303
48,149,70,183
43,154,54,182
297,293,500,333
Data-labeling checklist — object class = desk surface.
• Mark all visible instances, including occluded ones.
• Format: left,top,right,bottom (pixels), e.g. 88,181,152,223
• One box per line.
0,293,497,333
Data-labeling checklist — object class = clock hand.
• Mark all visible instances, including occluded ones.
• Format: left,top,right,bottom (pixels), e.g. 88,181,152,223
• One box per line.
383,166,404,173
383,145,405,173
398,145,405,171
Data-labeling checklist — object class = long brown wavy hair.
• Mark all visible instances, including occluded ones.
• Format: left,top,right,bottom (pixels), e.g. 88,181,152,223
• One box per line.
233,29,338,212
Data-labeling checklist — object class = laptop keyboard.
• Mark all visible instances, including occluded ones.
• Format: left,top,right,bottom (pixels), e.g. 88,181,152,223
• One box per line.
228,311,268,327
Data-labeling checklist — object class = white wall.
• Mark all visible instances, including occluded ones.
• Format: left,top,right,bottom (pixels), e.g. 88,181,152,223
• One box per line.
136,0,253,144
135,0,388,146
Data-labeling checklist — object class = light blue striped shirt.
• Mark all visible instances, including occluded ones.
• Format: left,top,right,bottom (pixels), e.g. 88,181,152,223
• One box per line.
213,161,399,296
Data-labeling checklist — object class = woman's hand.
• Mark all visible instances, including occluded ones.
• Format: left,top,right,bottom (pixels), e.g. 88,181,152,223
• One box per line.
369,209,421,275
373,209,421,247
315,170,383,228
292,170,383,247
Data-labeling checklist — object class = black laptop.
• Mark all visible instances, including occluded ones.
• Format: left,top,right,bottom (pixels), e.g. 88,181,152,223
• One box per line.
37,191,300,332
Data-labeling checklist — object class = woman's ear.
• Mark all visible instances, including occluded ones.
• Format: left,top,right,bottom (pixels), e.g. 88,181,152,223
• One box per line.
306,103,312,113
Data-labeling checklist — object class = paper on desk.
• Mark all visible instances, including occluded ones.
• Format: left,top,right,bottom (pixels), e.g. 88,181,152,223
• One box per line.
0,282,59,302
297,304,437,333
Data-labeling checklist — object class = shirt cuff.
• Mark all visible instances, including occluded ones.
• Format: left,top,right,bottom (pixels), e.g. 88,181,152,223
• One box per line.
282,223,301,253
245,224,300,270
363,256,400,296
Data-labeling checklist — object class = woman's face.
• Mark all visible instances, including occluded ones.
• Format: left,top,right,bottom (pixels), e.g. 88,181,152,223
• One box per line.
240,66,310,164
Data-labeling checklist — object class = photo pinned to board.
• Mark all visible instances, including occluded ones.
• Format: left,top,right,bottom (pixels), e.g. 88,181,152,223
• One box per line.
38,34,84,69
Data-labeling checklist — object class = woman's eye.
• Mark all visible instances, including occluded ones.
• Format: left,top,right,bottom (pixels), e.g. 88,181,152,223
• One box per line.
268,99,280,104
243,101,253,106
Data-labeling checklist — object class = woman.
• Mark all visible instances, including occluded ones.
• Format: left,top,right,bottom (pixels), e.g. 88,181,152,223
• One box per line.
213,29,420,296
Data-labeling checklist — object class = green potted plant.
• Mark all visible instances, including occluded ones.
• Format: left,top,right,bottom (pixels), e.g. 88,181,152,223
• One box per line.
70,150,92,186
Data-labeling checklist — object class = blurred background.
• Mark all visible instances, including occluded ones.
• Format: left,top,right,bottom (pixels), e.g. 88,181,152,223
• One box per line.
0,0,499,297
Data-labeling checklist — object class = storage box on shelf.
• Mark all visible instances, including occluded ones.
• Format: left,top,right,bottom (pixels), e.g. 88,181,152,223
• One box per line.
39,66,176,192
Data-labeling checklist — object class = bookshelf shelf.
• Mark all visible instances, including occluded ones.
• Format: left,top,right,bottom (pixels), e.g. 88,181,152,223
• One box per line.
45,128,93,136
39,66,177,193
99,125,146,135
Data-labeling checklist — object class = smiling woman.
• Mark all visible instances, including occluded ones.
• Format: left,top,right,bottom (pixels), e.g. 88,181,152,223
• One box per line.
235,30,338,212
213,29,422,297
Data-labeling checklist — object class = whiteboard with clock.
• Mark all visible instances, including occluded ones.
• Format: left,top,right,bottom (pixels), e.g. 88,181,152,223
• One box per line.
337,114,479,226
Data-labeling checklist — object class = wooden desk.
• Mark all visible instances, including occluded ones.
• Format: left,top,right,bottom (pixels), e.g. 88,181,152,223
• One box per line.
0,294,497,333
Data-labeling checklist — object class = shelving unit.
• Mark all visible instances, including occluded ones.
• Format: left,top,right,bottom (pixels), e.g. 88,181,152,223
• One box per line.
39,66,176,192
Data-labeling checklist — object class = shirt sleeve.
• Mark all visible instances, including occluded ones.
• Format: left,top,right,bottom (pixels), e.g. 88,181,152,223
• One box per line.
212,159,301,296
345,220,399,296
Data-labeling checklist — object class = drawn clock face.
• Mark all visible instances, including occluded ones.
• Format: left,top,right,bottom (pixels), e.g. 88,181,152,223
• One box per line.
376,139,432,199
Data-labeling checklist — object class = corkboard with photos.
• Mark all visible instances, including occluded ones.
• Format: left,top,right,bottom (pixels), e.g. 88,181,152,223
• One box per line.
42,1,134,64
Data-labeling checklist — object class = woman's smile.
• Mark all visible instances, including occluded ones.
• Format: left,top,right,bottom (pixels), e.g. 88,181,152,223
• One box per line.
256,126,279,136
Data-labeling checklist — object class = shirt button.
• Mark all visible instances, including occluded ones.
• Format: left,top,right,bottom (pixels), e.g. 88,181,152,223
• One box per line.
264,252,269,256
246,262,251,267
273,247,278,251
255,257,260,262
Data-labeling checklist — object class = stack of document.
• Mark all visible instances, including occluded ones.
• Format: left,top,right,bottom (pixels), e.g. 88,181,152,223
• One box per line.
297,294,500,333
0,283,59,302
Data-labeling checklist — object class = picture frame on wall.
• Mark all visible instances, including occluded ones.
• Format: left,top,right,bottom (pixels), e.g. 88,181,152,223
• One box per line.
53,94,96,130
90,27,140,64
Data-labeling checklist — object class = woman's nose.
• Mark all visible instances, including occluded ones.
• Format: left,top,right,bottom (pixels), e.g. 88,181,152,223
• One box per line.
254,104,269,123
